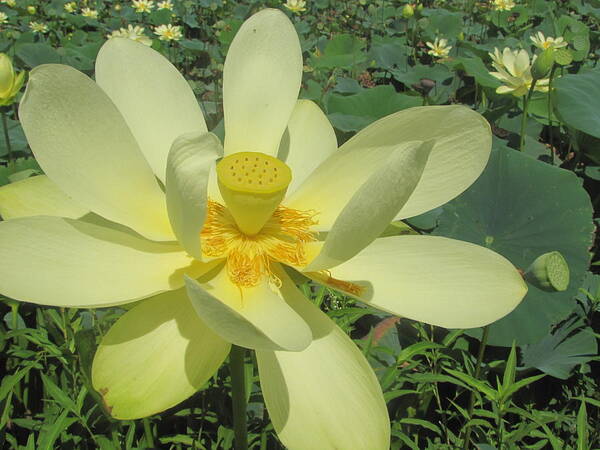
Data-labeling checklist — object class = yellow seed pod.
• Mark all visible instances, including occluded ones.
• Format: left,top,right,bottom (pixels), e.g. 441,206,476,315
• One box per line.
217,152,292,235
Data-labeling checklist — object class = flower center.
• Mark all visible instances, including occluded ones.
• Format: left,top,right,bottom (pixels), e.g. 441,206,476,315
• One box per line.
201,200,318,288
216,152,292,235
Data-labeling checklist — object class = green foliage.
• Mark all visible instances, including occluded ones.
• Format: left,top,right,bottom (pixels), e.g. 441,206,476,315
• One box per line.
0,0,599,448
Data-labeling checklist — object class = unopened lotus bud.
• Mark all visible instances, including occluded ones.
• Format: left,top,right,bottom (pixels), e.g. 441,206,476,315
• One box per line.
27,5,36,14
531,49,554,80
0,53,25,106
417,3,424,11
402,4,414,18
524,251,569,292
458,32,465,41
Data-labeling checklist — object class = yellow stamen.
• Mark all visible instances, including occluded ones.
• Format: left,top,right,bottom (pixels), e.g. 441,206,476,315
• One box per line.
201,200,318,288
217,152,292,235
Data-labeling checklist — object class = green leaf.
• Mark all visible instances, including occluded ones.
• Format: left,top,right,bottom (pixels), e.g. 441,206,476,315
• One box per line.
40,372,79,415
310,34,367,70
452,57,502,89
15,43,61,68
444,368,497,401
501,374,546,401
576,401,588,450
554,68,600,139
501,343,517,394
521,318,598,379
434,147,594,346
37,409,77,450
326,85,421,132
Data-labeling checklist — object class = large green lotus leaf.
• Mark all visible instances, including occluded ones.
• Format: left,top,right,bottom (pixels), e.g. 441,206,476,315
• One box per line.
326,85,421,132
309,34,366,70
554,68,600,139
433,147,594,346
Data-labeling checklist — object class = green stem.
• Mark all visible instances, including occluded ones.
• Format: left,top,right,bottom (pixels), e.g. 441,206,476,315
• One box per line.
142,418,155,448
230,345,248,450
462,325,490,450
519,79,537,152
547,66,557,164
1,109,13,164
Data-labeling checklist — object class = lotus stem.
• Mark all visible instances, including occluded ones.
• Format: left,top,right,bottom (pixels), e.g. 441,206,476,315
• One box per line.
1,109,13,164
230,345,248,450
519,79,537,152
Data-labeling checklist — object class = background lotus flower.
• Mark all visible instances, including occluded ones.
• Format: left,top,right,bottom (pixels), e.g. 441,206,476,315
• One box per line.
0,9,527,449
426,37,452,58
489,47,549,96
530,31,568,50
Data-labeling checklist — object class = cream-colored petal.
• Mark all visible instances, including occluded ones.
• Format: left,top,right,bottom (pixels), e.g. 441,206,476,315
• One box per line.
256,274,390,450
318,235,527,329
19,64,173,241
278,100,337,195
92,288,230,420
514,49,531,77
0,216,207,308
0,175,88,220
223,9,302,156
320,105,491,221
95,38,208,182
166,132,222,260
301,140,432,271
496,85,517,94
502,47,516,75
185,266,312,351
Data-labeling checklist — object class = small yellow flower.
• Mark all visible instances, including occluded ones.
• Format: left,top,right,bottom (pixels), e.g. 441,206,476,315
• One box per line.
492,0,515,11
81,7,98,19
64,2,77,13
132,0,154,13
0,12,8,24
157,0,173,9
426,37,452,58
283,0,306,14
29,21,48,33
114,3,122,11
27,5,36,14
154,23,182,41
108,25,152,46
1,0,16,7
489,47,549,97
530,31,567,50
0,53,25,106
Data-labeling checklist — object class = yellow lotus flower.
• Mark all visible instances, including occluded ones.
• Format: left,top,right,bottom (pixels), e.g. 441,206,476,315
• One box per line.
131,0,153,13
530,31,567,50
108,25,152,46
157,0,173,9
492,0,515,11
0,53,25,106
28,21,48,33
489,47,549,96
81,7,98,19
284,0,306,14
0,9,527,449
1,0,16,7
154,23,182,41
64,2,77,13
426,37,452,58
0,11,8,24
